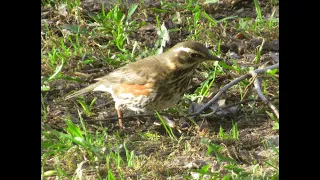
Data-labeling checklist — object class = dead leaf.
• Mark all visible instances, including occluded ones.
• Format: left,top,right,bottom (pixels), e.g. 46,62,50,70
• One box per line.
269,52,279,62
58,4,68,17
216,105,238,116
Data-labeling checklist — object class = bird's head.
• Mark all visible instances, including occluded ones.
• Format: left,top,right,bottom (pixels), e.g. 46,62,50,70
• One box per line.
164,41,223,70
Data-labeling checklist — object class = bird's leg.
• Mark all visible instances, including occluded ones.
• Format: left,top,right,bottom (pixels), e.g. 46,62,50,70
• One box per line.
116,108,125,129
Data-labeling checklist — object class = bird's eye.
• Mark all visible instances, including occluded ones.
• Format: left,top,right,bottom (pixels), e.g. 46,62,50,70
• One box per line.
190,53,201,58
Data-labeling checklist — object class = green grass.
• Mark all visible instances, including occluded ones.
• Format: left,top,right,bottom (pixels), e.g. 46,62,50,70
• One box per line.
155,111,176,140
219,121,239,140
77,97,97,117
41,0,279,179
190,60,220,103
91,3,138,53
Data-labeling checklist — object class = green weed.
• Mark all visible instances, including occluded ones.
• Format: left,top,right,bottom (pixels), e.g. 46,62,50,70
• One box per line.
76,97,97,117
155,111,176,140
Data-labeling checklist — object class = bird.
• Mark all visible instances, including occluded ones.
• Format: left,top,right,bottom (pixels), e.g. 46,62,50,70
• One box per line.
65,41,223,129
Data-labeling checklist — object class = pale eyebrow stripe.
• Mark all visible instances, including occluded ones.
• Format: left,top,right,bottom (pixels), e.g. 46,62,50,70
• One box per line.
172,46,206,57
173,46,194,53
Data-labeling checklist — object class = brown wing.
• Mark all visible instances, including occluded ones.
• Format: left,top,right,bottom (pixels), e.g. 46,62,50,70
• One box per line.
95,55,167,85
93,55,169,96
65,55,170,99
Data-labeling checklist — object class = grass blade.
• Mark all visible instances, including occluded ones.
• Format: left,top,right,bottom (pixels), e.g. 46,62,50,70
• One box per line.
203,11,217,26
127,3,138,20
47,59,64,81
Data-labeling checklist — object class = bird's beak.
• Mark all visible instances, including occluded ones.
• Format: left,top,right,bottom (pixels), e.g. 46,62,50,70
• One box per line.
207,54,223,61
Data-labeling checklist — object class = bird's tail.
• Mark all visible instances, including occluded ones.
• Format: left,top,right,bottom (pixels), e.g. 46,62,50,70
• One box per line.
64,82,102,100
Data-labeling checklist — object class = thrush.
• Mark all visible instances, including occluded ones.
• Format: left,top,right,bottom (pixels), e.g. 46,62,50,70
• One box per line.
65,41,223,128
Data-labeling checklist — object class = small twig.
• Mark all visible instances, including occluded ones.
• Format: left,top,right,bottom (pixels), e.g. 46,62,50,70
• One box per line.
78,96,279,123
78,113,155,123
221,96,278,112
199,96,279,118
269,52,279,63
241,72,257,101
80,113,188,123
249,70,279,119
192,63,279,115
82,67,111,74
